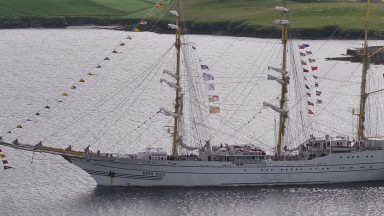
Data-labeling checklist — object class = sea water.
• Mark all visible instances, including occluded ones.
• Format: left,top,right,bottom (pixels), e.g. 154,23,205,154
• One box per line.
0,29,384,216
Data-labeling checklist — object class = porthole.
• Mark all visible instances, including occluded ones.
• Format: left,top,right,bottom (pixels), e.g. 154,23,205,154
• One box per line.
347,156,350,158
266,169,269,171
281,169,283,171
357,156,359,158
371,155,374,158
340,156,342,158
352,156,354,158
261,169,263,171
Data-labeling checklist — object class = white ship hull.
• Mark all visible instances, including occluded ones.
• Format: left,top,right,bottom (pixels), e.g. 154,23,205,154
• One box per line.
65,150,384,187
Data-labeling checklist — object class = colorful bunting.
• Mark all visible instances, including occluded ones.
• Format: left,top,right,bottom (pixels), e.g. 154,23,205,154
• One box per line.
309,59,316,63
306,51,313,55
316,99,323,104
208,95,219,102
303,68,309,73
306,92,311,97
308,101,314,106
45,106,51,109
299,44,310,49
71,86,76,89
3,166,13,170
300,52,306,57
313,75,318,79
35,112,40,116
201,65,209,70
305,84,310,90
206,83,215,91
311,66,318,71
315,82,319,87
104,57,110,60
316,91,322,96
112,50,117,54
308,109,314,115
79,79,85,83
120,43,126,46
203,73,214,81
16,125,22,128
301,60,307,65
209,106,220,114
62,92,69,97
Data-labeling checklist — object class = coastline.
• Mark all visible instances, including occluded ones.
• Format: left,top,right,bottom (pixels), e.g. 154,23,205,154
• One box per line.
1,17,384,40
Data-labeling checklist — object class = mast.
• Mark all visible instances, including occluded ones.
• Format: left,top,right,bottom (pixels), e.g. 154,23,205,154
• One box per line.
357,0,371,141
172,0,182,158
276,0,289,157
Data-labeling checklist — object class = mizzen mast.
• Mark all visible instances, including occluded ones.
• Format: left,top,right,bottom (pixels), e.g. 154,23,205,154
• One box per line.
357,0,371,141
171,0,182,158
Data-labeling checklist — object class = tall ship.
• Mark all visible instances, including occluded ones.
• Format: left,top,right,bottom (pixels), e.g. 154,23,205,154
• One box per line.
1,0,384,187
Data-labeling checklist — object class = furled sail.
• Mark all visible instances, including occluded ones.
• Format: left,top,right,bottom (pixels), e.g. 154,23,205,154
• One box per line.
178,137,199,151
274,6,289,13
160,78,180,90
169,10,179,17
168,24,179,30
159,107,178,118
268,66,288,75
273,19,290,26
267,74,289,85
163,69,176,79
263,102,288,117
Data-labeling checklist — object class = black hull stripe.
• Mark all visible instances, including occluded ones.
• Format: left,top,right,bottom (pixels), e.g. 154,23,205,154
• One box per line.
83,169,164,181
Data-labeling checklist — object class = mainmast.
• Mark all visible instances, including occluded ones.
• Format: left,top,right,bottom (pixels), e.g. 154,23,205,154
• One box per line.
357,0,371,141
276,0,289,157
171,0,182,158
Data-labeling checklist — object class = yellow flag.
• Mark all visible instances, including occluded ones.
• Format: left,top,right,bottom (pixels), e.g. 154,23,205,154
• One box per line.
62,92,69,96
209,106,220,114
134,28,141,32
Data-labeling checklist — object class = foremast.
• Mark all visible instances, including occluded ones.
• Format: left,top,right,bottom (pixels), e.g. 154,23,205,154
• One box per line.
171,0,182,159
357,0,371,141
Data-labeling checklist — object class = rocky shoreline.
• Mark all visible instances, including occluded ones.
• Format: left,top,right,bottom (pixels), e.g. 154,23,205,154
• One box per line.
1,17,384,40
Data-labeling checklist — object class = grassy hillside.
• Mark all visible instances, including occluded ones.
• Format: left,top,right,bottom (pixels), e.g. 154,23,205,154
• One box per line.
0,0,383,38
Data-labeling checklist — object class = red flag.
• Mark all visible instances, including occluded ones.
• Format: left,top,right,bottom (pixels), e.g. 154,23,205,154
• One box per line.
208,95,219,102
308,101,314,106
0,149,2,152
311,66,318,71
308,109,314,115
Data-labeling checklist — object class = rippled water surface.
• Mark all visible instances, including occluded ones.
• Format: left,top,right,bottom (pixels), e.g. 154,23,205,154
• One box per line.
1,29,384,216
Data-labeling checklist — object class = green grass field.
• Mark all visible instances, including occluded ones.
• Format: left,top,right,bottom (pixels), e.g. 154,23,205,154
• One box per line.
0,0,383,34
